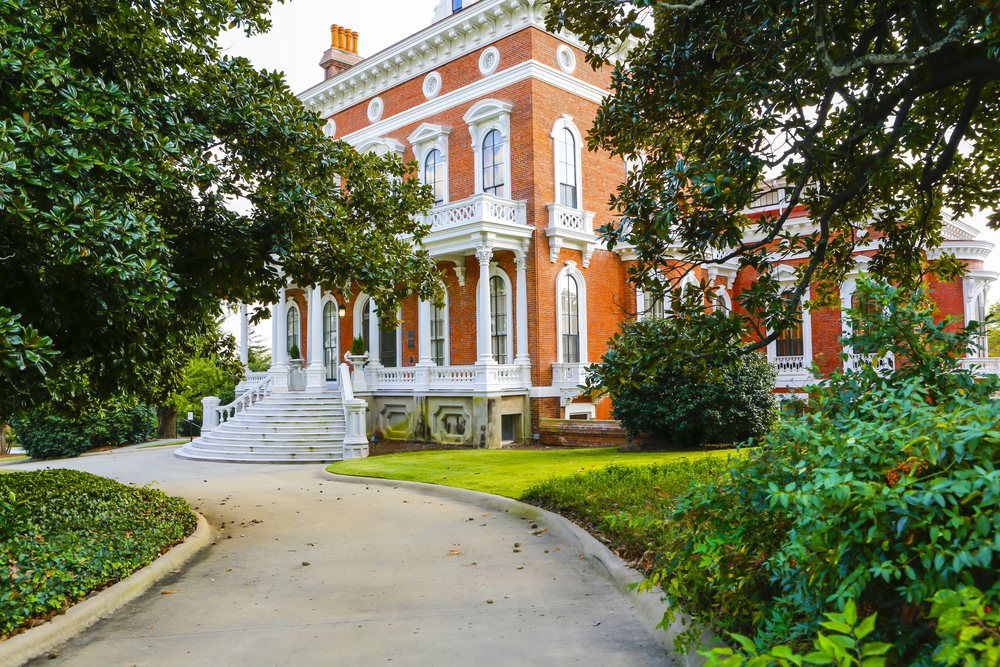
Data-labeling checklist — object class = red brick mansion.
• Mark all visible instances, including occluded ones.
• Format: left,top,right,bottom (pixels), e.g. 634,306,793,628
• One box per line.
177,0,996,462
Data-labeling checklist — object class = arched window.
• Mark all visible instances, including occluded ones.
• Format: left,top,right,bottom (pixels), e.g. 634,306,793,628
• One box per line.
557,128,578,208
361,298,371,356
323,301,338,381
286,304,300,358
430,301,447,366
851,292,879,339
561,275,580,363
424,149,445,204
490,274,508,363
379,314,398,368
775,302,804,358
482,129,505,197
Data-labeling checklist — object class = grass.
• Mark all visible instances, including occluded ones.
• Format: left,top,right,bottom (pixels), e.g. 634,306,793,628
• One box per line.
328,446,731,499
0,469,195,638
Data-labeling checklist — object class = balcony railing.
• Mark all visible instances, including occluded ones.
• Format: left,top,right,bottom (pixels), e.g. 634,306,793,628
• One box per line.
551,362,590,389
362,363,529,392
844,352,895,373
418,193,527,232
546,204,596,234
958,357,1000,376
774,355,806,374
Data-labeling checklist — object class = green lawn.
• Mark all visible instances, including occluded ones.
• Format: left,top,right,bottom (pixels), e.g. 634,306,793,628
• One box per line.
328,447,730,499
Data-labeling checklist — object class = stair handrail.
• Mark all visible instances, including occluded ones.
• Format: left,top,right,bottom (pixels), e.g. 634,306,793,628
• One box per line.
340,363,369,458
203,372,274,433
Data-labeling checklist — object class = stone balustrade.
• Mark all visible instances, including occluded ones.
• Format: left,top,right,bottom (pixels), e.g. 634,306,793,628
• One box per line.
957,357,1000,376
203,373,274,433
360,363,529,393
418,192,527,232
774,355,806,374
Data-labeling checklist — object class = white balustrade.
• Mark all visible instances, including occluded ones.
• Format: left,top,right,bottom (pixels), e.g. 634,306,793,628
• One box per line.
418,193,527,232
203,373,274,433
429,367,477,386
774,355,806,374
845,352,895,373
360,364,527,392
551,362,590,389
958,357,1000,376
546,204,594,233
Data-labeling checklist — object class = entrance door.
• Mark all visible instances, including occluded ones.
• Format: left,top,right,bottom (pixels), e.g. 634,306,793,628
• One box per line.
323,301,339,385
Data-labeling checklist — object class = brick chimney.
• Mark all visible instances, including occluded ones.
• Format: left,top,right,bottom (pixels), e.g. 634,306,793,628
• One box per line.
320,25,363,80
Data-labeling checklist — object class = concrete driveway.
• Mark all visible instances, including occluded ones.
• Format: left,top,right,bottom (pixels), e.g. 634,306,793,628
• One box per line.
11,447,673,666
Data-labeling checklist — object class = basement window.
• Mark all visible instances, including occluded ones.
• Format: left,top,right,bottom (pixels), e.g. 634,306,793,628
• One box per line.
501,414,518,443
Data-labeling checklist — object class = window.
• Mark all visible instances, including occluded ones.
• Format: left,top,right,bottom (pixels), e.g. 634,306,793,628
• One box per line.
501,414,518,442
482,129,505,197
452,0,462,11
424,149,445,204
490,274,508,363
561,275,580,363
286,305,300,357
361,299,371,355
323,301,338,381
851,292,879,338
775,303,804,357
379,314,398,367
557,128,578,208
430,303,446,366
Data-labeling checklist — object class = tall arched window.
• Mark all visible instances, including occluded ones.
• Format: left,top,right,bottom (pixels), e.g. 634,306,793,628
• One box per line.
561,275,580,363
361,298,371,355
424,149,445,204
482,129,505,197
490,275,508,363
323,301,338,381
775,302,804,358
557,128,578,208
851,292,879,339
430,302,446,366
286,305,300,358
379,314,398,368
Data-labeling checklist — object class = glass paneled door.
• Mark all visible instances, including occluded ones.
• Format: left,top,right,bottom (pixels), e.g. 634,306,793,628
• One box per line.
323,301,338,383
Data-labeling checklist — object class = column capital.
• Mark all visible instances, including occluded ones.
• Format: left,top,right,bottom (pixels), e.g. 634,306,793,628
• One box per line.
474,240,494,264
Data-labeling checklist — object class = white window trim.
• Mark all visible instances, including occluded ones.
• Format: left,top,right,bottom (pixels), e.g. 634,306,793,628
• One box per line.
555,261,588,364
430,290,451,366
320,294,341,382
352,292,371,343
767,267,812,379
636,272,695,320
551,115,584,210
713,286,732,312
564,403,596,420
285,298,301,357
464,99,513,199
408,123,451,205
480,264,514,364
356,136,406,158
352,294,402,368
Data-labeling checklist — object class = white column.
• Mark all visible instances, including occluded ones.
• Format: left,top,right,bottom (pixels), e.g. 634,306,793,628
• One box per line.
417,299,434,366
239,303,249,368
475,241,495,364
270,301,279,370
367,299,382,368
306,285,327,391
272,286,290,392
514,252,530,367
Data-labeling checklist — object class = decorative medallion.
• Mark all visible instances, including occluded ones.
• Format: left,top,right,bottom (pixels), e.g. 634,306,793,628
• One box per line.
423,72,442,99
367,97,384,123
479,47,500,76
322,120,336,138
556,45,576,74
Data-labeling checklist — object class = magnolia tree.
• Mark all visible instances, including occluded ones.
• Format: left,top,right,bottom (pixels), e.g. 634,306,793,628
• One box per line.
0,0,442,420
546,0,1000,359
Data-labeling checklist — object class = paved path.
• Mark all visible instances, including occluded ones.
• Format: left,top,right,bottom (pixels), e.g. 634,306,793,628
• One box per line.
14,448,673,666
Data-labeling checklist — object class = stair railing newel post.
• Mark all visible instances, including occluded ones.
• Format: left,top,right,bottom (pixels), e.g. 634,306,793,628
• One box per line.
201,397,221,433
345,350,369,393
340,362,370,460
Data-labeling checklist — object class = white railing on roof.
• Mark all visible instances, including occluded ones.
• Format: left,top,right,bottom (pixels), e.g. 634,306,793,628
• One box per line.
202,373,274,433
419,193,527,232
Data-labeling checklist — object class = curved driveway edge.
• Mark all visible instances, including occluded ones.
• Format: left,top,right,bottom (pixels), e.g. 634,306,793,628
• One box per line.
0,512,211,667
320,470,721,667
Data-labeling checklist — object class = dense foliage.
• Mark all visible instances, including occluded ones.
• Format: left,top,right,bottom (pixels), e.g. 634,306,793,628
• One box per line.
0,469,195,637
590,316,777,446
523,457,732,568
0,0,441,420
546,0,1000,359
639,281,1000,664
11,403,155,459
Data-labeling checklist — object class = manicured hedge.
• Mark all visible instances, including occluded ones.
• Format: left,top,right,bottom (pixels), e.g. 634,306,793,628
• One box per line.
0,469,196,637
11,404,155,460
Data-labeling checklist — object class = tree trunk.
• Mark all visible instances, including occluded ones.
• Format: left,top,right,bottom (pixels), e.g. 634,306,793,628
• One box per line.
0,422,7,455
156,406,177,440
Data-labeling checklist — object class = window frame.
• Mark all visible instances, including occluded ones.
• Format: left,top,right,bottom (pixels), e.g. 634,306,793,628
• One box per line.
285,300,301,358
555,262,588,364
430,291,450,366
408,123,451,206
481,129,505,197
551,115,584,210
322,297,340,382
484,266,514,364
424,149,446,204
464,99,513,199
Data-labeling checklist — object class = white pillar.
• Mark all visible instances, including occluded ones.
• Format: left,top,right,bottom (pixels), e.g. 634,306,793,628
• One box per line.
417,299,434,366
272,286,290,392
367,299,382,368
270,301,279,370
239,303,249,368
514,253,530,367
306,286,327,391
475,241,495,365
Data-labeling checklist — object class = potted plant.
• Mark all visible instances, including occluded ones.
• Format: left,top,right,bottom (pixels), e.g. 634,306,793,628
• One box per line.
287,344,305,390
345,336,369,392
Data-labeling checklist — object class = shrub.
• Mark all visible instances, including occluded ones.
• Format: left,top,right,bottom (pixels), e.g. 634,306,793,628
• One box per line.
351,336,366,356
0,469,195,637
591,317,777,446
11,403,155,459
288,343,300,359
646,280,1000,664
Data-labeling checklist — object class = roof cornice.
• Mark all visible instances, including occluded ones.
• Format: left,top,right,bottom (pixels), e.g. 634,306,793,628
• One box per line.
298,0,626,119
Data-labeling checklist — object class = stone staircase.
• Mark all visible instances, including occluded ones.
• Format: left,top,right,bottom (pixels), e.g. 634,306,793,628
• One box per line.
175,392,350,463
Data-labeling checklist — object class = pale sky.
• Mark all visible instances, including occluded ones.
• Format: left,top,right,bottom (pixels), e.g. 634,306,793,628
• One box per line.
218,0,1000,346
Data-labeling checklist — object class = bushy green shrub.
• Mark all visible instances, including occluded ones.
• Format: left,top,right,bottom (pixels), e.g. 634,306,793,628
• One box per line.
351,336,366,356
11,403,155,459
0,469,195,637
646,280,1000,664
592,317,777,446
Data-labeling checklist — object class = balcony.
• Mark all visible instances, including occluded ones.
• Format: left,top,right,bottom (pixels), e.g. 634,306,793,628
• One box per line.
415,193,531,256
958,357,1000,376
773,355,806,374
844,352,895,374
545,203,597,267
551,362,592,406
